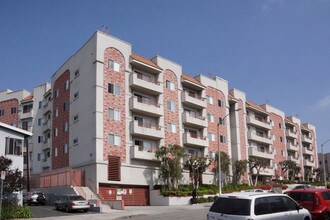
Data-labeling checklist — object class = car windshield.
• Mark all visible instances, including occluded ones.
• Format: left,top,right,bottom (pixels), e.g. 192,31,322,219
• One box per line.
209,197,251,216
322,191,330,200
69,196,85,201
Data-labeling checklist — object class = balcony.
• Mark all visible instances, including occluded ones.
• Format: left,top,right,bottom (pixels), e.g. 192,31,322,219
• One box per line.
247,131,273,145
131,145,158,161
43,102,51,114
181,91,206,109
182,112,207,128
42,159,51,168
130,73,162,95
302,147,314,155
130,97,163,117
285,129,298,139
302,135,313,144
252,167,274,176
303,159,315,167
20,109,34,119
43,120,51,131
288,155,299,164
183,132,208,148
248,147,274,160
246,115,272,130
130,120,164,140
286,142,299,152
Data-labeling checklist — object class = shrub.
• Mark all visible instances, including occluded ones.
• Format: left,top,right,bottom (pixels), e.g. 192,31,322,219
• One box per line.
1,199,32,219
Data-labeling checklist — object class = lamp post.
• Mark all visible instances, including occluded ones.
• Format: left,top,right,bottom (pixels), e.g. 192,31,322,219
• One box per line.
217,108,242,195
321,139,330,188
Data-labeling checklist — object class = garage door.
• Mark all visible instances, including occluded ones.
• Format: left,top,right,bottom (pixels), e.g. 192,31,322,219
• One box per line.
99,184,150,206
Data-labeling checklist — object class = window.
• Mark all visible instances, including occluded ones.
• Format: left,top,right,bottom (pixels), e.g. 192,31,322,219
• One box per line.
63,122,69,132
109,134,121,146
54,108,58,118
207,114,214,123
54,128,58,137
207,96,214,104
280,136,283,142
166,80,175,90
109,59,120,72
64,80,69,91
167,101,176,112
38,136,43,143
73,114,79,122
74,92,79,99
11,107,16,114
109,108,120,120
108,83,120,95
73,138,79,145
39,101,43,109
38,153,41,161
38,118,42,126
5,138,22,156
54,148,58,157
220,135,226,143
219,117,225,125
0,109,4,116
167,123,176,133
74,69,80,77
208,133,215,141
23,104,33,113
63,101,68,111
54,89,59,98
279,123,282,129
218,99,225,108
108,156,121,181
63,144,68,154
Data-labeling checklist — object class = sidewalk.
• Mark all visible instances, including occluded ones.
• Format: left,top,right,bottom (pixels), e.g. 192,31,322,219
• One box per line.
30,203,212,220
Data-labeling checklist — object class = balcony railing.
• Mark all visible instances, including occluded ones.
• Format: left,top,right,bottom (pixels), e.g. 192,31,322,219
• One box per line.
302,146,314,155
182,112,207,128
246,115,272,130
303,159,315,167
130,97,163,117
130,120,164,139
131,145,158,161
286,142,299,151
130,73,162,95
302,135,313,144
181,91,206,109
285,129,298,139
183,132,208,148
248,147,274,160
247,131,273,145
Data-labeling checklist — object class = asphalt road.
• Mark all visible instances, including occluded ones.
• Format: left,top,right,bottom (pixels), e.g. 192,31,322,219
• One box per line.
29,205,98,218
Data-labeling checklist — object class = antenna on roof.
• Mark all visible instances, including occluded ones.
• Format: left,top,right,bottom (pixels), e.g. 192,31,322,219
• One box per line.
100,25,110,34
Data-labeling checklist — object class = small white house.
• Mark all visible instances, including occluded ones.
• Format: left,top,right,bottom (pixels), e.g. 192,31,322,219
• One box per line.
0,122,32,205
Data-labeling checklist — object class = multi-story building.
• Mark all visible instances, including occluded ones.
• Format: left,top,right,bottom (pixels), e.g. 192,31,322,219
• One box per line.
0,31,318,205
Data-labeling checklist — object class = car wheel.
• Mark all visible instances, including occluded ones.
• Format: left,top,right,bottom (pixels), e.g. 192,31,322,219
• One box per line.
65,206,70,213
304,217,311,220
55,204,59,210
83,209,88,212
324,213,330,220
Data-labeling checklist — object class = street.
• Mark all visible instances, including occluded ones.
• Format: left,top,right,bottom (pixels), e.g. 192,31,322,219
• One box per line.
29,203,211,220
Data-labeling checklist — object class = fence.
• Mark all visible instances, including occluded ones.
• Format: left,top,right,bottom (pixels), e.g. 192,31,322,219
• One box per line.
39,168,85,188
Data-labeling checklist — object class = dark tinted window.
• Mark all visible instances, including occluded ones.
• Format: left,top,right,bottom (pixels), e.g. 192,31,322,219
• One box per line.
210,197,251,216
282,196,298,211
69,196,85,201
268,196,286,213
289,192,314,201
322,191,330,200
255,197,272,215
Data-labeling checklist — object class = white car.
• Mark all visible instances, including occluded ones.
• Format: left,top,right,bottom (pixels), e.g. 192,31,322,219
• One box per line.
207,192,311,220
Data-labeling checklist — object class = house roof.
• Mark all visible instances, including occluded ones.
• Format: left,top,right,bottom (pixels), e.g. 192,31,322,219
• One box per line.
22,94,34,102
246,100,269,115
0,122,32,137
181,73,205,88
130,53,162,70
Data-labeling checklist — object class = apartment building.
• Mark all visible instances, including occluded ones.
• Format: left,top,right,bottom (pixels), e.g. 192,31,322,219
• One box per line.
0,31,318,205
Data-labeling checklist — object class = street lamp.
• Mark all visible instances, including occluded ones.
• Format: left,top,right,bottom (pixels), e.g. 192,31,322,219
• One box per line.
217,108,242,195
321,139,330,188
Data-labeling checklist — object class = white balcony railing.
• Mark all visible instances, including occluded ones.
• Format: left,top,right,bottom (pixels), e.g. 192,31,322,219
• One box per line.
181,91,206,109
182,112,207,128
248,147,274,160
130,97,163,117
183,132,208,148
130,120,164,139
302,147,314,155
131,145,158,161
130,73,162,95
247,131,273,145
302,135,313,144
286,142,299,152
246,115,272,130
285,129,298,139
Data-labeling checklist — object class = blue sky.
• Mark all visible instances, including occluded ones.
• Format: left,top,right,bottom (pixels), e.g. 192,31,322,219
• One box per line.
1,0,330,151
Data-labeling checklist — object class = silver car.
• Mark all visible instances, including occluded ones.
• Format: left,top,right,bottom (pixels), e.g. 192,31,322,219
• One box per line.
55,195,90,213
207,192,311,220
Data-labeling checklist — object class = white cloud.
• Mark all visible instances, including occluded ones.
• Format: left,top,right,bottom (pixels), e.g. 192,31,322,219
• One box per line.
317,95,330,108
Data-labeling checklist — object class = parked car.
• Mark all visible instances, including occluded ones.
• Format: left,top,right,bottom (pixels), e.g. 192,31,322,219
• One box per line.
23,191,46,205
55,195,90,213
207,191,311,220
293,185,311,190
287,188,330,220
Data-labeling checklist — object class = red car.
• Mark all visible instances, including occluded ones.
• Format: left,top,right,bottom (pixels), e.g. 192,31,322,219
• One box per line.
288,188,330,220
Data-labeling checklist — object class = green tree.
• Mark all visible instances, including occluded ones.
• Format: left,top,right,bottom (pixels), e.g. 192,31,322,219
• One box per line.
0,156,24,193
214,151,231,184
248,157,269,186
185,156,211,190
155,145,185,190
279,160,298,179
234,159,248,184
